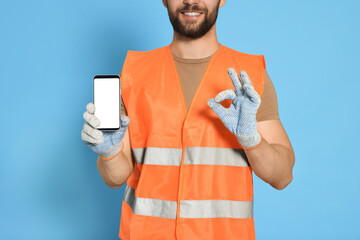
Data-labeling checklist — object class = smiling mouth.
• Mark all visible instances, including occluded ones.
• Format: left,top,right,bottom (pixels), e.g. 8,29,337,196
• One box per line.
181,11,203,19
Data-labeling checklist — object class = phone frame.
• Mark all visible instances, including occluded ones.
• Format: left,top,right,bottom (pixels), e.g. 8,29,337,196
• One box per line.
93,74,121,131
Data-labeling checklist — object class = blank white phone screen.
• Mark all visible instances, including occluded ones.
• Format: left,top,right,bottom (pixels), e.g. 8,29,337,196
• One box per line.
94,77,120,129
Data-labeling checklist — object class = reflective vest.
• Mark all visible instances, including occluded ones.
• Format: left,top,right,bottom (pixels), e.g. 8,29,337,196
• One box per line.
119,43,266,240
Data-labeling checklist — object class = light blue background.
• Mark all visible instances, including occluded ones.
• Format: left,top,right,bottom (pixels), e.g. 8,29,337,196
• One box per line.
1,0,359,239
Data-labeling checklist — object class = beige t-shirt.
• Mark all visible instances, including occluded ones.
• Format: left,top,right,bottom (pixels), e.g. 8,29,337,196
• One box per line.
121,53,280,122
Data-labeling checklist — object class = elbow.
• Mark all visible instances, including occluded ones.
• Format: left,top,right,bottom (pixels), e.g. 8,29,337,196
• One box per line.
105,176,129,189
272,174,293,190
270,175,293,190
108,182,125,189
273,149,295,190
96,157,128,190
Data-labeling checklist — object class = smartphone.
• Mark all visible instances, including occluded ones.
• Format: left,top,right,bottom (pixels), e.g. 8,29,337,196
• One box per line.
93,75,120,130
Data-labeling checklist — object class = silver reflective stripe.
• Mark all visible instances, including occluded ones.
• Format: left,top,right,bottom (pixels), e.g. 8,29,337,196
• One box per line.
124,185,253,219
185,147,249,167
132,147,182,166
180,199,253,219
123,185,177,219
132,147,248,167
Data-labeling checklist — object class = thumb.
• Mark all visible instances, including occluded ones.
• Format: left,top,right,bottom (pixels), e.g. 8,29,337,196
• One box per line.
120,115,131,127
207,98,226,120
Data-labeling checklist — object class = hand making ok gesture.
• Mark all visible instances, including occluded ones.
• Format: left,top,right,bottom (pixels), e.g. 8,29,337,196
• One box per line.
207,68,262,149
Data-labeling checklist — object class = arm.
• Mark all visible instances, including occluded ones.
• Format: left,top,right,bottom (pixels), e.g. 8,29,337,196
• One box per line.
245,119,295,190
244,69,295,190
96,127,134,189
207,68,295,190
96,74,134,189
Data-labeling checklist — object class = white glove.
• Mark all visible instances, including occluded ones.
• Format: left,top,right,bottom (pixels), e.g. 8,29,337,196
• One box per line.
207,68,262,149
81,102,130,159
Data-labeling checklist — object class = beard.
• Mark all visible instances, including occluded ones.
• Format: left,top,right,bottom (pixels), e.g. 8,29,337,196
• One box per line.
166,1,221,39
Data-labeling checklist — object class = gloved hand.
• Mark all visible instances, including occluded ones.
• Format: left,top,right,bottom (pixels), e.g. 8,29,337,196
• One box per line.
207,68,262,149
81,102,130,159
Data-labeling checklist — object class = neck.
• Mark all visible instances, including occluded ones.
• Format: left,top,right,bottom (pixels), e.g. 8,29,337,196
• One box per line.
170,24,220,59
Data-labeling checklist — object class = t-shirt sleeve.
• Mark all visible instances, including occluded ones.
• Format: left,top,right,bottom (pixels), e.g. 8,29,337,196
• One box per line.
256,69,280,122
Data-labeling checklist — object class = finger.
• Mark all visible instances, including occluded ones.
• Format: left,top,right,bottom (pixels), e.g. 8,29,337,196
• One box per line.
81,128,104,144
83,111,100,128
83,122,103,140
227,68,243,96
245,86,260,104
214,89,237,103
239,71,260,104
207,98,227,120
86,102,95,114
120,115,131,127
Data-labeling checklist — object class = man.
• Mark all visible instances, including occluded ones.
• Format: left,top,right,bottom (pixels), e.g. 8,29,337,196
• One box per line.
81,0,295,239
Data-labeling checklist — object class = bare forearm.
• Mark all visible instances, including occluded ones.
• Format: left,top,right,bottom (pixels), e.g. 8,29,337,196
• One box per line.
96,151,132,188
244,138,294,190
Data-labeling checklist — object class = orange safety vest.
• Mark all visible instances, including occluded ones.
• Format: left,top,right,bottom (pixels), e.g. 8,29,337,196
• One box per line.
119,43,266,240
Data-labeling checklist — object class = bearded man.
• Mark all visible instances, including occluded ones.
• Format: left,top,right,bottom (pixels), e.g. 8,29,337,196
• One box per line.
81,0,295,239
